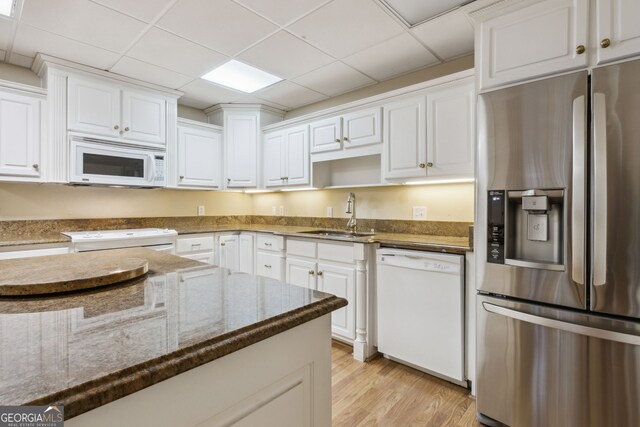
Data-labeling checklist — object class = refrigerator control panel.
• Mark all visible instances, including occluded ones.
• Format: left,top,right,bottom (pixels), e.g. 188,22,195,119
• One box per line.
488,190,505,264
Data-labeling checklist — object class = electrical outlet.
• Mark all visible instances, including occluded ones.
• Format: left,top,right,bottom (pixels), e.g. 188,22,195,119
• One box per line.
197,205,205,216
279,206,285,216
327,207,333,217
412,206,427,220
271,206,277,215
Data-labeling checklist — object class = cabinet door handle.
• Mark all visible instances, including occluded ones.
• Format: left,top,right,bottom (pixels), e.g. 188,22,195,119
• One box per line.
317,271,323,276
427,162,434,168
419,163,426,168
113,125,119,130
335,138,341,143
179,175,184,179
308,270,315,275
124,127,130,132
576,45,585,54
600,38,611,48
227,178,231,183
343,137,349,142
32,164,39,170
221,243,226,246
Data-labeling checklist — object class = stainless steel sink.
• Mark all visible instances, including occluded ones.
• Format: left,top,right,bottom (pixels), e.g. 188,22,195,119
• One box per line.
298,230,375,238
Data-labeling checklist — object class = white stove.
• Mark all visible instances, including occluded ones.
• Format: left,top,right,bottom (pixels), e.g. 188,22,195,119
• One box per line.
63,228,177,253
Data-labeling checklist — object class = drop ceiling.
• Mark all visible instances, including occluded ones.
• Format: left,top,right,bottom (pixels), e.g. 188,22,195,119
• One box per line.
0,0,475,111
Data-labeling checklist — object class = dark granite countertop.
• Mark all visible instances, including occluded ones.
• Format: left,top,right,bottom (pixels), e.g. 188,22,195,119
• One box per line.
0,222,472,253
0,248,346,419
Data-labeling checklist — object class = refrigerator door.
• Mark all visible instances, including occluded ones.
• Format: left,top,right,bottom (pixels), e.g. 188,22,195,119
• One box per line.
477,71,588,309
591,59,640,319
477,294,640,427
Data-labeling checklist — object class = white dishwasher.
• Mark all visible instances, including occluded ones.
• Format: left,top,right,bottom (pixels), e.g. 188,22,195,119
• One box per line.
376,248,465,386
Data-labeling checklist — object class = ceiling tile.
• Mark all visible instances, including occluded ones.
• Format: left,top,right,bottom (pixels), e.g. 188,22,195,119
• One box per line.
110,57,193,88
234,0,330,26
255,80,327,109
127,27,228,77
12,24,121,70
410,10,474,60
179,79,245,104
90,0,176,23
0,19,12,50
288,0,404,58
293,61,374,96
238,31,334,79
157,0,277,56
21,0,147,53
178,97,213,110
232,95,288,111
343,33,439,81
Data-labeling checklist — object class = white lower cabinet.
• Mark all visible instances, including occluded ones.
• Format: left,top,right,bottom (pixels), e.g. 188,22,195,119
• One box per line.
217,232,255,274
175,233,215,265
284,237,373,360
218,234,239,272
239,233,255,275
256,233,285,281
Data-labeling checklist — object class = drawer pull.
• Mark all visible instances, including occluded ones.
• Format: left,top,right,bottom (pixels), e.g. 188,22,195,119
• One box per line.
309,270,315,275
317,271,323,276
264,264,272,269
264,242,272,247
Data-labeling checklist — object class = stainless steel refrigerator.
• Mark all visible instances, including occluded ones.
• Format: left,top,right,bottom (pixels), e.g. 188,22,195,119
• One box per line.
476,59,640,427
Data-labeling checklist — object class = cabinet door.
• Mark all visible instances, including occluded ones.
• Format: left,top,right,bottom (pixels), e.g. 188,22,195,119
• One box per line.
219,235,239,272
256,251,282,280
177,125,221,188
426,82,475,177
317,262,355,340
263,131,285,187
0,92,40,179
122,90,166,145
310,116,342,153
477,0,589,90
284,126,309,186
286,257,316,289
239,233,254,274
226,114,258,187
383,96,427,180
597,0,640,64
342,107,381,148
68,77,120,137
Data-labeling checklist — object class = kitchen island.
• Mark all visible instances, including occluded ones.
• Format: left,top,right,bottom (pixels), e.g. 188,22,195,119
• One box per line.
0,248,346,426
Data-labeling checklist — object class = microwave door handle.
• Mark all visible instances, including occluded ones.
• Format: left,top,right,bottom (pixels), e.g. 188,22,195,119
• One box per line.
571,95,586,285
148,154,156,183
593,93,608,287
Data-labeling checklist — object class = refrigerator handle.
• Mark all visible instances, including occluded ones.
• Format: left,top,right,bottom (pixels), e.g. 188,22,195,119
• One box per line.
593,93,608,287
482,302,640,346
571,95,586,285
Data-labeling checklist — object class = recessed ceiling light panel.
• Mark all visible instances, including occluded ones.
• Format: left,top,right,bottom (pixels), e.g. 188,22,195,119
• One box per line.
201,60,282,93
379,0,473,27
0,0,14,17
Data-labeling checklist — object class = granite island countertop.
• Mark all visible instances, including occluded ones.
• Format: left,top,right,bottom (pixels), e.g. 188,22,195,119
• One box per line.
0,248,346,419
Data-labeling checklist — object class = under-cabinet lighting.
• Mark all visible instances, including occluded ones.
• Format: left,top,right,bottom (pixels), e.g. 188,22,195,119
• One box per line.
0,0,14,17
244,189,274,194
201,60,282,93
404,178,475,186
280,187,318,192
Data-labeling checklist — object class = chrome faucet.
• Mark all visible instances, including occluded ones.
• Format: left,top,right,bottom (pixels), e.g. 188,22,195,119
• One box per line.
345,192,357,233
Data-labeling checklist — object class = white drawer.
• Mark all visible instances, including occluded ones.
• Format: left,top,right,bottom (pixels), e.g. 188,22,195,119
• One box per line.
317,241,354,263
176,234,215,254
256,233,282,252
182,252,215,265
286,238,317,258
256,251,282,280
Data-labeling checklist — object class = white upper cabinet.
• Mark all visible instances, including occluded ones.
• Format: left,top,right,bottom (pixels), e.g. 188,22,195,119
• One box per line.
596,0,640,64
310,116,342,153
475,0,589,90
342,107,382,149
0,90,41,180
68,76,167,145
225,113,258,188
263,125,309,188
309,108,382,155
177,121,222,189
382,96,427,180
426,81,475,177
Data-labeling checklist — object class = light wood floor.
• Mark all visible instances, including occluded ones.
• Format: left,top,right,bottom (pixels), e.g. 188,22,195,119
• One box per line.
332,341,483,427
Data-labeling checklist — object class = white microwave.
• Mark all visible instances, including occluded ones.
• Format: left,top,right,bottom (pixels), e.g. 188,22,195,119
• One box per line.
69,136,166,187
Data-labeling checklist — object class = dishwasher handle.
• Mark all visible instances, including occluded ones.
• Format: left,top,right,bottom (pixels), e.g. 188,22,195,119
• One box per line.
377,252,463,275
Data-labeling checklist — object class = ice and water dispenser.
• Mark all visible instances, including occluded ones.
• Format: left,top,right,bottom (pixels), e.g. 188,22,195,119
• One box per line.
487,189,565,271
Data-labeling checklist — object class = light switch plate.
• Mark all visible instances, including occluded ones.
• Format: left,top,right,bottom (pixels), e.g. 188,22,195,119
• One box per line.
279,206,285,215
197,205,205,216
412,206,427,220
327,207,333,217
271,206,277,215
